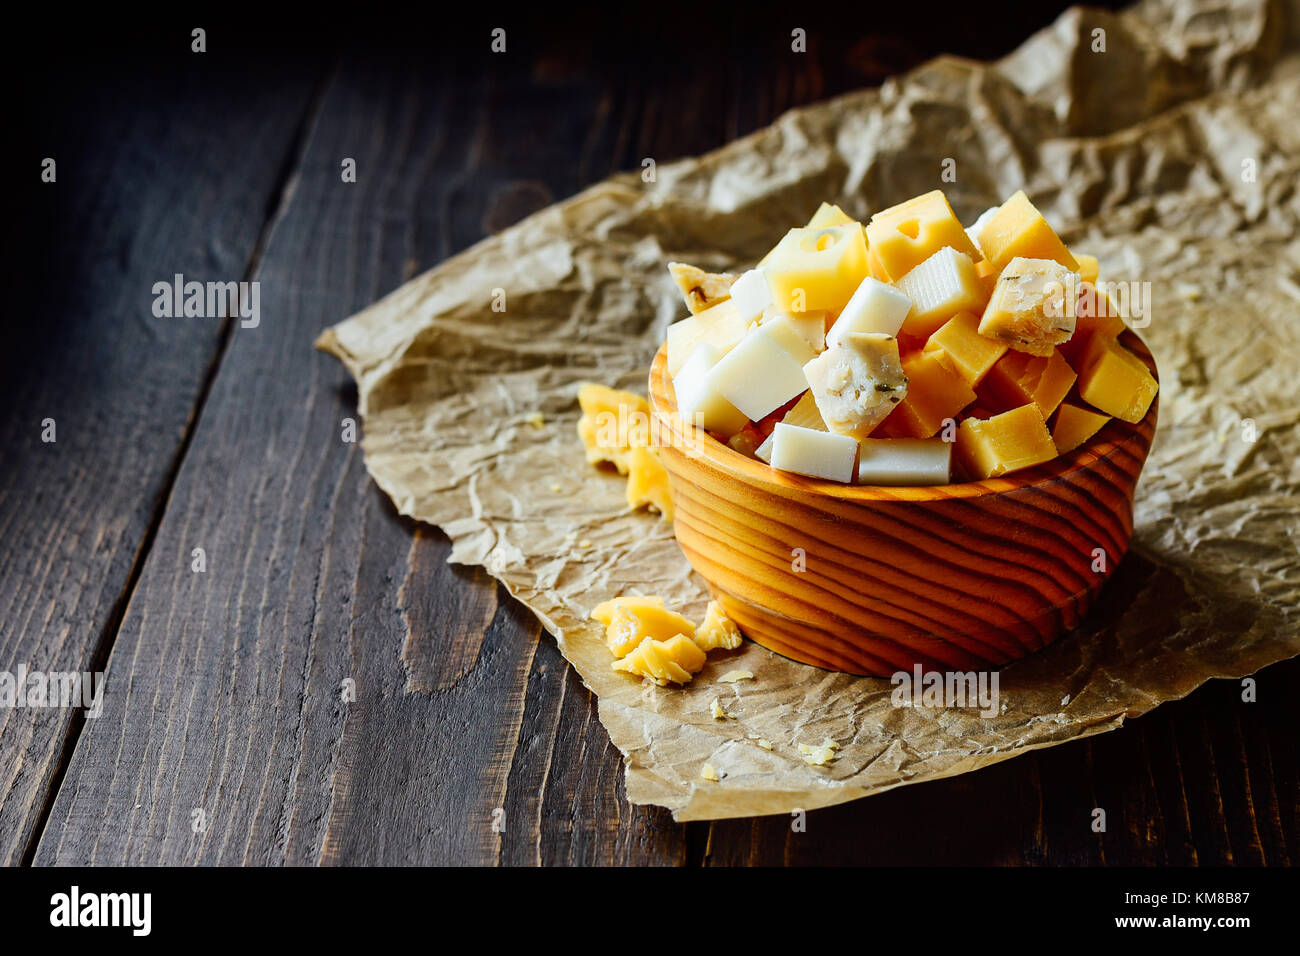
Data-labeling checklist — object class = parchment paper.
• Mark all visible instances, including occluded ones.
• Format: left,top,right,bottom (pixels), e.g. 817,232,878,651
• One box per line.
317,0,1300,820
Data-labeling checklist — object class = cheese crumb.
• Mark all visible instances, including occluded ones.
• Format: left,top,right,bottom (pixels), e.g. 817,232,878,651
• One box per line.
577,539,593,548
700,762,720,782
710,697,735,720
756,738,774,751
716,670,754,684
525,411,546,429
1060,694,1071,707
548,482,563,494
694,601,744,652
797,738,840,766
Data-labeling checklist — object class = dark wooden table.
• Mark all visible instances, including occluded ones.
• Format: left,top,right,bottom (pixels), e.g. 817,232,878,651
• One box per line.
2,8,1295,866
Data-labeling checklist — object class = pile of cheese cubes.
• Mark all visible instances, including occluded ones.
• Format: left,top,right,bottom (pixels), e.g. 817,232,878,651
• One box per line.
666,190,1158,484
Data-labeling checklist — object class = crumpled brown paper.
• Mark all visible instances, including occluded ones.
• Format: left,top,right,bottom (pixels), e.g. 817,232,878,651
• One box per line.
317,0,1300,820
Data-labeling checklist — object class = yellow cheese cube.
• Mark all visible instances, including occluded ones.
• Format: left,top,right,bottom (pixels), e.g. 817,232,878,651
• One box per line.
764,224,870,315
625,446,674,521
613,634,707,686
979,257,1078,356
924,310,1008,387
1076,335,1159,424
978,348,1076,420
976,190,1078,273
975,257,1000,298
895,246,989,338
1076,254,1099,285
667,262,736,315
591,595,695,659
1051,403,1110,453
694,600,744,651
805,201,855,229
955,404,1057,479
864,190,979,281
879,350,976,439
577,384,652,473
1060,281,1129,366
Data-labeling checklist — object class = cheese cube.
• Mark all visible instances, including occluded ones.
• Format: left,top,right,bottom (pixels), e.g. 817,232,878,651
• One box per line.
760,309,827,352
975,190,1078,273
694,600,744,651
577,384,652,473
1052,403,1110,453
665,299,750,376
729,268,773,322
672,342,750,436
591,595,695,658
707,316,818,421
770,423,859,483
754,431,775,464
667,262,736,314
894,247,989,338
879,349,976,439
924,310,1008,387
1076,335,1159,423
1076,254,1100,285
865,190,980,281
805,201,855,229
955,404,1058,479
979,257,1078,356
965,205,1001,258
763,224,870,315
613,634,707,686
978,348,1076,419
856,438,952,486
803,333,908,439
625,446,674,521
826,277,913,347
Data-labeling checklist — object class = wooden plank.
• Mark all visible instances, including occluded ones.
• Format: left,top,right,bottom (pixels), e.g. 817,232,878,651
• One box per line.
0,49,319,864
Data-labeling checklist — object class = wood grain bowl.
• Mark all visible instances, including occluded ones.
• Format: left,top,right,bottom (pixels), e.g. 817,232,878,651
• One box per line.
648,332,1159,676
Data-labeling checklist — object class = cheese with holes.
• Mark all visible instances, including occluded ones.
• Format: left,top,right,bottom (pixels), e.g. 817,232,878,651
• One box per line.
803,332,908,439
895,247,989,338
770,423,859,482
865,190,979,281
591,595,695,658
979,257,1078,356
955,404,1057,479
577,384,651,473
976,190,1078,273
856,438,952,485
879,349,976,439
673,342,749,436
667,262,736,314
613,634,707,686
924,310,1007,386
694,600,744,651
708,315,818,421
1076,335,1158,423
1051,402,1110,453
979,347,1076,419
763,224,870,314
665,299,751,377
625,446,673,521
826,276,913,346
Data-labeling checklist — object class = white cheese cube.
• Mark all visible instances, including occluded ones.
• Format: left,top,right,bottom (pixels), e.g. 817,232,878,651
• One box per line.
856,438,952,486
665,300,750,377
893,246,986,337
754,432,774,464
708,316,818,421
761,309,827,352
965,206,1000,258
672,342,749,437
802,333,907,440
826,277,912,347
770,423,859,483
728,268,773,322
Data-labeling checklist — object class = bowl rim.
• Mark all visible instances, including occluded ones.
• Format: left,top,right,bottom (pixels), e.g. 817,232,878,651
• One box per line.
648,329,1159,502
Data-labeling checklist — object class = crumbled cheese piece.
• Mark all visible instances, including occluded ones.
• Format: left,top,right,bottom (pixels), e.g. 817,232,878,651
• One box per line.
756,738,774,751
525,411,546,429
548,482,563,494
624,446,673,521
613,634,707,686
802,332,908,439
1060,694,1071,707
700,762,720,782
710,697,735,720
591,596,694,658
797,738,840,766
694,601,744,652
577,539,593,549
576,383,651,473
716,670,754,684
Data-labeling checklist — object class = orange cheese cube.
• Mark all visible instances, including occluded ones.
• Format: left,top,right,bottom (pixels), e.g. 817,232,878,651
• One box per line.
955,404,1057,479
879,350,976,439
864,190,980,281
978,348,1076,419
1076,254,1099,285
979,257,1079,356
923,310,1008,387
976,191,1078,274
895,247,989,338
1051,403,1110,453
764,224,870,315
1076,335,1159,424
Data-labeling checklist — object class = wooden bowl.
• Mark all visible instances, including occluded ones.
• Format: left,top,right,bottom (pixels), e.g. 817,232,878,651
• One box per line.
648,332,1159,676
